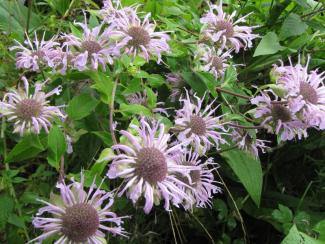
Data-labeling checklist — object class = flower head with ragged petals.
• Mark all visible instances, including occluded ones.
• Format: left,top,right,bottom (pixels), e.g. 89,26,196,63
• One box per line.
200,0,258,53
166,73,186,102
107,118,196,214
100,0,138,23
10,32,60,71
0,77,65,136
251,92,307,141
198,44,232,79
29,172,128,243
273,56,325,129
126,91,169,116
111,11,170,63
175,150,221,210
231,128,269,157
174,90,228,154
63,15,117,71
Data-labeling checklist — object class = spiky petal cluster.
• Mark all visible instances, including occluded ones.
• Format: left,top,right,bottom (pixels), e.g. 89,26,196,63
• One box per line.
165,73,186,102
175,150,221,210
273,56,325,129
198,44,232,79
231,128,269,157
111,11,170,63
174,90,228,153
107,118,197,214
100,0,138,23
0,77,65,136
200,1,258,53
10,32,59,71
62,15,117,71
250,92,307,141
30,172,128,243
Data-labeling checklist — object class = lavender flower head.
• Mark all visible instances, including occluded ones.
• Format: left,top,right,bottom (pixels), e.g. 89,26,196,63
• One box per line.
274,56,325,129
200,0,258,53
198,44,232,79
0,77,65,136
29,172,128,243
100,0,138,23
63,15,117,71
111,10,170,63
107,118,196,214
174,90,228,154
251,92,307,141
175,150,221,210
231,128,269,157
10,32,59,71
166,73,186,102
126,91,169,116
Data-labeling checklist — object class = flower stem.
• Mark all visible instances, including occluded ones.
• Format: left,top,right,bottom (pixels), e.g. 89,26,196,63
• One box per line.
110,78,119,147
216,87,251,100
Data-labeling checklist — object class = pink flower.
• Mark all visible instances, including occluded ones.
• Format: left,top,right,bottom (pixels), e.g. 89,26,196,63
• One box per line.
251,92,307,141
198,44,232,79
0,77,65,136
10,32,59,71
174,90,228,153
62,15,117,71
200,0,258,53
107,118,196,214
111,11,170,63
175,150,221,209
29,172,128,243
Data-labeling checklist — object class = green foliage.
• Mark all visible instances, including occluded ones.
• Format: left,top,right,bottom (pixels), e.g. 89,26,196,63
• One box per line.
47,126,66,170
254,32,285,57
67,93,99,120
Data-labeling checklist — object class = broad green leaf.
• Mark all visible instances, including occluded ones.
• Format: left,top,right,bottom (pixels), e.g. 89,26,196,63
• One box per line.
119,103,152,116
280,13,308,39
88,71,114,104
91,148,115,175
0,194,14,230
253,32,284,57
145,87,157,108
45,0,70,15
6,134,45,163
195,72,218,97
91,131,113,146
314,220,325,241
181,71,207,97
282,225,324,244
221,149,263,206
47,126,66,170
67,93,99,120
272,204,293,224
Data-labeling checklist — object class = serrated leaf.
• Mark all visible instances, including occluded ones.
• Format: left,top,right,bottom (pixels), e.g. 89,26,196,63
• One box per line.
67,93,99,120
253,32,285,57
47,126,66,170
6,134,45,163
272,204,293,224
221,149,263,206
280,13,308,39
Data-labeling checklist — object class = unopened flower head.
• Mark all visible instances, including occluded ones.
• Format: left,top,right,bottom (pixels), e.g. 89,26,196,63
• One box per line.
174,89,228,153
198,44,232,79
274,56,325,129
251,92,307,141
200,1,258,53
0,77,65,136
175,150,221,210
29,172,128,243
107,118,196,214
111,11,170,63
165,73,186,102
63,15,117,71
126,91,169,116
231,128,269,157
10,32,59,71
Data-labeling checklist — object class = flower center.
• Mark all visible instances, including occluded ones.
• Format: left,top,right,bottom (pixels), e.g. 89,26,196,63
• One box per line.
136,147,167,184
215,20,234,38
61,203,99,242
189,115,206,136
127,26,151,47
81,41,102,55
178,162,201,186
299,82,318,104
210,56,223,71
271,104,292,122
31,50,45,59
16,99,42,120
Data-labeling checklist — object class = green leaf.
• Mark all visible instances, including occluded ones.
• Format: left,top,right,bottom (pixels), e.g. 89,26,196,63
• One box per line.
0,194,14,230
282,225,324,244
90,148,115,175
280,13,308,39
67,93,99,120
314,220,325,241
221,149,263,206
88,71,114,104
91,131,113,146
6,134,45,163
145,87,157,108
181,71,207,97
119,103,152,116
272,204,293,224
47,126,66,170
253,32,285,57
7,214,26,228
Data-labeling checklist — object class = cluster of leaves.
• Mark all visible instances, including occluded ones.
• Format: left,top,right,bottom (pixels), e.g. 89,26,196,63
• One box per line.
0,0,325,243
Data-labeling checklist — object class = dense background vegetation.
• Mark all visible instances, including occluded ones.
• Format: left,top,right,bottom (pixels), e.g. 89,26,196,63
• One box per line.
0,0,325,243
